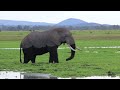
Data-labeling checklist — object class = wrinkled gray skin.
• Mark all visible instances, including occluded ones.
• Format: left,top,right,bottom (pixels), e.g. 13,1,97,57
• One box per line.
20,28,76,63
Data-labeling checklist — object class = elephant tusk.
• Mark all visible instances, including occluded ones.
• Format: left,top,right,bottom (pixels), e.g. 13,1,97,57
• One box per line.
76,47,81,50
67,44,76,51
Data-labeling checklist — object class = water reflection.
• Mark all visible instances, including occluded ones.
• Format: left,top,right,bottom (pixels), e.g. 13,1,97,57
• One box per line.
0,71,57,79
0,71,24,79
0,71,120,79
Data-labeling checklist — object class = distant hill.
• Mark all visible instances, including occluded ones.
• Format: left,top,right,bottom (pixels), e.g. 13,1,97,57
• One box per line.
55,18,102,27
56,18,88,26
0,18,119,30
0,18,108,27
0,20,55,26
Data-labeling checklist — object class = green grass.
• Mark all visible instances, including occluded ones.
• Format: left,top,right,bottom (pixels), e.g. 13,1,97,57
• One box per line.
0,44,120,77
0,30,120,77
72,30,120,40
0,31,29,41
0,41,20,48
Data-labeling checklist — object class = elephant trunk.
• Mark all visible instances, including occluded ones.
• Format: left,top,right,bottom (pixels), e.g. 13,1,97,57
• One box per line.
66,44,76,61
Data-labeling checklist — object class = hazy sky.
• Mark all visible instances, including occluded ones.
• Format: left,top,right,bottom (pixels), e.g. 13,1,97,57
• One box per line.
0,11,120,25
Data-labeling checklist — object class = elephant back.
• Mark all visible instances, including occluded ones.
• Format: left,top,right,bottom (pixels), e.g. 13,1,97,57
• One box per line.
21,31,61,48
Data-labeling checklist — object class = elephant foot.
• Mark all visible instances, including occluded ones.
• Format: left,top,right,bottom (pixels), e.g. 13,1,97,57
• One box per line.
54,61,59,63
32,63,35,64
49,61,53,63
53,62,59,64
23,62,28,64
49,61,59,63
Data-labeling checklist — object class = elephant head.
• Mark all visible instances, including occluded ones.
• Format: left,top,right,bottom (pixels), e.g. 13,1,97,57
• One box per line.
50,28,76,61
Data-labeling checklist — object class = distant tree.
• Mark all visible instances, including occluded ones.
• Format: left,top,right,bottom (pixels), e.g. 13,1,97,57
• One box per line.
23,25,31,31
112,25,120,29
17,25,23,30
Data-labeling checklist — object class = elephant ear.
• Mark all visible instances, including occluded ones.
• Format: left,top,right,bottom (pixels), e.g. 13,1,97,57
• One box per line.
46,31,61,47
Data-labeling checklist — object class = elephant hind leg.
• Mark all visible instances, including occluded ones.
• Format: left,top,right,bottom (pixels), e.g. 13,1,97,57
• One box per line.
31,55,36,63
23,48,32,63
24,55,30,63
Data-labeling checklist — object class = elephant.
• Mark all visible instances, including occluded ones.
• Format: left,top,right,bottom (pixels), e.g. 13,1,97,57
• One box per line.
20,27,77,63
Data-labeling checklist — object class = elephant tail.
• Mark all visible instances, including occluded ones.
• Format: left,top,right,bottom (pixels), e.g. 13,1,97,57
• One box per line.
20,43,22,63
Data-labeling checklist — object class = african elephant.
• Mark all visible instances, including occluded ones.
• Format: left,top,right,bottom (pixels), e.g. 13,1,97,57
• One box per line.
20,28,76,63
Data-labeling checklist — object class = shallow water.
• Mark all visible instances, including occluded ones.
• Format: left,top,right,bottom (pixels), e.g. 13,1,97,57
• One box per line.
0,71,120,79
0,71,24,79
0,71,56,79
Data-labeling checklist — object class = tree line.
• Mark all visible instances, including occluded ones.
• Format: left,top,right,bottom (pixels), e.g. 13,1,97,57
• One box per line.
0,25,51,31
0,25,120,31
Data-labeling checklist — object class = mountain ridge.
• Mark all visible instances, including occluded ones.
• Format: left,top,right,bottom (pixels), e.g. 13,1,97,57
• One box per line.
55,18,102,27
0,19,55,26
0,18,112,26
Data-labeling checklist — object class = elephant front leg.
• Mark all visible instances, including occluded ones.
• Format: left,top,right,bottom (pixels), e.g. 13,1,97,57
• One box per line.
49,57,53,63
49,46,59,63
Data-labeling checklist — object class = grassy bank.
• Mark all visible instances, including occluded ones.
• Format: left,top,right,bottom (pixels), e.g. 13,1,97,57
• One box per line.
0,30,120,77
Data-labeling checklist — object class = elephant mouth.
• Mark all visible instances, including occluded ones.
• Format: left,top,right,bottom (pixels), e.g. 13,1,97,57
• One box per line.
67,44,76,51
67,44,80,51
62,41,66,45
66,44,80,61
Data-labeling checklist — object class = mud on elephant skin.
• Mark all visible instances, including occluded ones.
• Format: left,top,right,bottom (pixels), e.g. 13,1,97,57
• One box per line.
20,28,78,63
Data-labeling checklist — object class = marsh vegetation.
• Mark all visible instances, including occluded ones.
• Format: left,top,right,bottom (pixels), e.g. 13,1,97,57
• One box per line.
0,30,120,77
